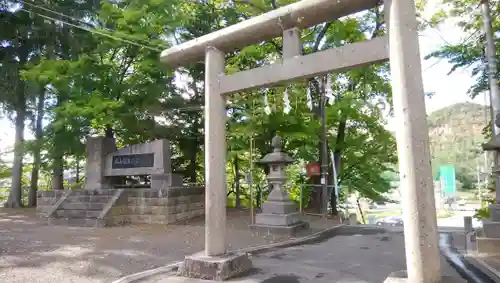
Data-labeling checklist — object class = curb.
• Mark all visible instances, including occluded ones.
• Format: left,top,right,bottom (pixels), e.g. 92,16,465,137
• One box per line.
464,256,500,282
111,262,182,283
111,223,347,283
439,233,496,283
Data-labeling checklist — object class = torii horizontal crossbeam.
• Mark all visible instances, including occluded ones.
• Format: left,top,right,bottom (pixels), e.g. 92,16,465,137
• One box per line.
219,36,389,95
160,0,380,67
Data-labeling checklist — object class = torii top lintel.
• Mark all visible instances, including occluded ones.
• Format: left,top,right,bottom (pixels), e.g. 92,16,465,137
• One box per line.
160,0,381,67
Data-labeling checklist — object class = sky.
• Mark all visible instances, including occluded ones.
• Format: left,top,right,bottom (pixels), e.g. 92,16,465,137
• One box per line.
0,2,487,154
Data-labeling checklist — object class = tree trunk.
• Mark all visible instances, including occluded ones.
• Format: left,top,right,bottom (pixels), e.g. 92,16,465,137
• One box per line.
52,157,64,190
187,122,200,183
76,158,80,183
5,81,26,208
28,86,45,207
356,197,365,224
105,125,114,139
188,144,197,183
234,156,241,208
329,116,347,215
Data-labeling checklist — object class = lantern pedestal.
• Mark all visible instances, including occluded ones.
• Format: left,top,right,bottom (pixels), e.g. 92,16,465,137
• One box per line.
250,219,309,236
250,135,309,236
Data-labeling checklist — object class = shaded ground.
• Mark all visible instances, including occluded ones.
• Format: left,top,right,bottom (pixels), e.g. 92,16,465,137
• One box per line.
145,229,464,283
0,208,339,283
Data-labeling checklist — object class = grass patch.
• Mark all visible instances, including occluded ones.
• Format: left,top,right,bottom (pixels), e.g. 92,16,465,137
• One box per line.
366,210,401,220
227,195,252,208
437,210,455,219
364,209,455,221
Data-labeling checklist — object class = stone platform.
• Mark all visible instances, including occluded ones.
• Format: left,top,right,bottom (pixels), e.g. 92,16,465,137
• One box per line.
177,252,252,281
37,186,204,227
383,270,464,282
464,253,500,281
477,220,500,254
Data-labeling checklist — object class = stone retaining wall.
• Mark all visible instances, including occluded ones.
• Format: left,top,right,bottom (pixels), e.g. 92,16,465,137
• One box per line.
36,190,70,214
36,186,205,226
125,186,205,224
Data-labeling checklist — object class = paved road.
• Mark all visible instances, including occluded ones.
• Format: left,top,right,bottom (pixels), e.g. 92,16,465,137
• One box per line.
144,229,464,283
437,210,482,230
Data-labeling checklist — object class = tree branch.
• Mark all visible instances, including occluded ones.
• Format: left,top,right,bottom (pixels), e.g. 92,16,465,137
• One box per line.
313,23,331,52
371,6,383,39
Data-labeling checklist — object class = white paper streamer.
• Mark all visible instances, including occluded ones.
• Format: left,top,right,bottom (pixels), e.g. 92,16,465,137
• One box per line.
306,87,313,110
283,88,291,114
264,93,271,115
326,74,335,105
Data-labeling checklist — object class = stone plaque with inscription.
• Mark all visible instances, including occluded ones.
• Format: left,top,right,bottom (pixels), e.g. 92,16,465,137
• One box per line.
112,153,154,169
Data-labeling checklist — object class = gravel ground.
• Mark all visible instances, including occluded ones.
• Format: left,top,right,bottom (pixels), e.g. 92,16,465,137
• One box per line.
0,208,340,283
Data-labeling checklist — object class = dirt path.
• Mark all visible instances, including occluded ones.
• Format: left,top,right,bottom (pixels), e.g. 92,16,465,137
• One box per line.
0,208,339,283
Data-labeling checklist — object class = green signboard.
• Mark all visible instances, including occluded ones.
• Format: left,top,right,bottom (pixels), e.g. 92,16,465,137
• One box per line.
439,166,456,197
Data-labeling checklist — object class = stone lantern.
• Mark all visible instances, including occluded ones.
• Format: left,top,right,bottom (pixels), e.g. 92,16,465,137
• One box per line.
479,114,500,251
251,135,308,235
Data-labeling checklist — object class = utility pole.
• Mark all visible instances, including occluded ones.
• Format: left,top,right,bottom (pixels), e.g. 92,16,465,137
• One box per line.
481,0,500,204
320,76,329,218
249,136,255,225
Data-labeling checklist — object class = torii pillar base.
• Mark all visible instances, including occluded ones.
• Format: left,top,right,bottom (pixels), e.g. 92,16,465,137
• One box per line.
178,252,252,281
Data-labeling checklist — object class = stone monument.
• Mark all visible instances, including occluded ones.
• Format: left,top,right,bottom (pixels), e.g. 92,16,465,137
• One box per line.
37,137,204,227
85,136,183,190
251,135,308,235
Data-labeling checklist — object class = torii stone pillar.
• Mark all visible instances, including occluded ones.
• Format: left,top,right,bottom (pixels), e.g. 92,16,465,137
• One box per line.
161,0,454,281
177,47,253,281
383,0,455,282
204,47,227,256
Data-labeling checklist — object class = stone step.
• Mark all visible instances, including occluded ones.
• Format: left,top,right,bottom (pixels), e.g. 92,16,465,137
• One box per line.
65,195,113,203
54,209,101,219
48,217,106,228
72,190,117,196
477,237,500,254
59,202,108,210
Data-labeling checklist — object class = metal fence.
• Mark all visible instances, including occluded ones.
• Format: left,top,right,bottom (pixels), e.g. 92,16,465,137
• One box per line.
298,184,336,216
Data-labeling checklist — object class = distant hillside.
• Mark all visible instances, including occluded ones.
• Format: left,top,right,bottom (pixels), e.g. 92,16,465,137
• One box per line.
427,102,489,188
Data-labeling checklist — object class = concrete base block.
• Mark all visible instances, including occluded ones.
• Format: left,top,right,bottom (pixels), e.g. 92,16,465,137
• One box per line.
250,221,309,236
465,231,477,253
477,237,500,254
177,251,252,281
254,211,301,226
482,220,500,238
383,270,465,283
262,200,296,214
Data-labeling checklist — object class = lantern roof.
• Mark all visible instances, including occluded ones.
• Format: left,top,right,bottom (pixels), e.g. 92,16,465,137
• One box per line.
483,115,500,151
483,135,500,151
257,135,294,165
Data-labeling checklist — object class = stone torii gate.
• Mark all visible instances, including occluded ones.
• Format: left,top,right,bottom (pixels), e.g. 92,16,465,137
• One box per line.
160,0,449,282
